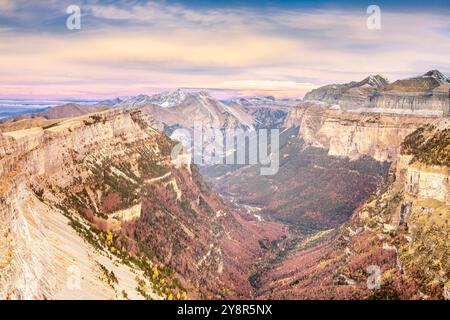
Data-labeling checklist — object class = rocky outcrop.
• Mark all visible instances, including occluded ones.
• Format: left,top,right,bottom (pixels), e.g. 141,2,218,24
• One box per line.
285,105,433,162
0,109,162,299
405,165,450,204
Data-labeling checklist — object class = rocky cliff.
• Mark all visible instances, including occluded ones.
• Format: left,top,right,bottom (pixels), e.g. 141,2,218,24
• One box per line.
304,74,388,106
285,105,433,162
255,118,450,299
0,109,163,299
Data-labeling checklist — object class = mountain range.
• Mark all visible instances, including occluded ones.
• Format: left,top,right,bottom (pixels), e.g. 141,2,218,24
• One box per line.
304,70,450,116
0,71,449,299
98,89,196,109
0,103,109,124
3,69,448,132
230,96,299,109
99,89,292,132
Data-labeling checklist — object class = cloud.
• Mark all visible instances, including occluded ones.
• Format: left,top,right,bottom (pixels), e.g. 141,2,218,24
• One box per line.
0,0,14,10
213,80,317,97
0,1,449,99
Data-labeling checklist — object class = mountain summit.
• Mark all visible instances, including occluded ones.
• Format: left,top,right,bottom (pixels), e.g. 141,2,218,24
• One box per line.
98,90,256,131
358,74,389,88
100,89,200,108
143,89,195,108
423,69,449,84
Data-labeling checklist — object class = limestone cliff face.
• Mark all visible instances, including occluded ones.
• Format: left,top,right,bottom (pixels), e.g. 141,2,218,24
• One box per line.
285,105,433,162
405,164,450,204
0,109,153,180
345,120,450,299
400,118,450,204
0,109,165,299
289,71,449,164
377,124,450,299
370,70,450,116
369,90,449,116
257,119,450,299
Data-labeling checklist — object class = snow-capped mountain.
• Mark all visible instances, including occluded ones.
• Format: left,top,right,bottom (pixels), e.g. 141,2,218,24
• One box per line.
137,90,254,130
99,89,198,108
358,74,389,88
98,89,255,134
97,97,128,106
302,70,449,116
421,69,450,84
99,89,295,131
144,89,195,108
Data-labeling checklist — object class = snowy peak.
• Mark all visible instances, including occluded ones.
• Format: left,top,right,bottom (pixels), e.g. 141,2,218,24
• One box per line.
99,89,209,108
358,74,389,88
101,90,300,110
98,94,153,108
422,70,449,84
121,94,153,107
147,89,195,108
148,89,218,108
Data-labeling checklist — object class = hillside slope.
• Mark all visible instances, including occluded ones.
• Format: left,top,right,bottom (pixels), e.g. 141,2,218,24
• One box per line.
255,119,450,299
0,108,287,299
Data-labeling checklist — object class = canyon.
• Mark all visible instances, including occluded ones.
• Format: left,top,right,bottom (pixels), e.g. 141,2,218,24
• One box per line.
0,109,288,299
273,78,449,299
253,119,450,299
0,70,449,300
203,71,450,299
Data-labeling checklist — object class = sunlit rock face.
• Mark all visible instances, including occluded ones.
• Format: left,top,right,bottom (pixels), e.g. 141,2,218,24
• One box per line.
0,109,165,299
285,105,433,162
406,165,450,204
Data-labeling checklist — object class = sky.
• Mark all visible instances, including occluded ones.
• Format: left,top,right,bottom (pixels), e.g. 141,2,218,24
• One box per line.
0,0,449,100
